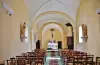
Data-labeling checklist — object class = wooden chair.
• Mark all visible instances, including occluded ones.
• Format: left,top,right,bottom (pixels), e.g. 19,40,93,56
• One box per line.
16,56,26,65
28,56,35,65
96,57,100,65
73,55,86,65
27,52,35,56
86,56,94,65
66,56,74,65
34,57,44,65
7,58,16,65
61,55,67,65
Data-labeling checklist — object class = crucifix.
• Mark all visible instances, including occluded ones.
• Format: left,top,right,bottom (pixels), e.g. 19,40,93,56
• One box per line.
50,28,55,41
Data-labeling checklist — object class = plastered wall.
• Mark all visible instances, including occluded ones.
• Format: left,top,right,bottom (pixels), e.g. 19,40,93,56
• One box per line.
0,0,30,62
77,0,100,56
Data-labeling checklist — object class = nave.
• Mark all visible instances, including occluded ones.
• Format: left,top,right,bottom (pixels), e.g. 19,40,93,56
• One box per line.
6,49,100,65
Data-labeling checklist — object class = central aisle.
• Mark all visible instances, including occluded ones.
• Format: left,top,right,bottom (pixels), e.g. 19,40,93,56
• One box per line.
44,50,63,65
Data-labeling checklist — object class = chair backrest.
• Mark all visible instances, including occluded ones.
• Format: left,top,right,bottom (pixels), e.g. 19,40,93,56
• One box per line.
96,57,100,63
7,59,16,65
86,56,94,64
16,56,26,65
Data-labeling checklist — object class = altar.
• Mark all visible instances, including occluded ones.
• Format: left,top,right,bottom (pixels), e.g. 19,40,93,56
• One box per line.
48,41,58,49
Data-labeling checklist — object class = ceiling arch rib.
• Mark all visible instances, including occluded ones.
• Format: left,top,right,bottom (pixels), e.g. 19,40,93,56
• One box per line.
42,23,64,36
38,22,67,35
38,20,66,31
36,13,69,24
38,21,67,34
32,11,76,30
36,14,69,30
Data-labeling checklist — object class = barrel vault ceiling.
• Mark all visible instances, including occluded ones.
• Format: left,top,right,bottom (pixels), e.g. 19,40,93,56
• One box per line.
24,0,82,22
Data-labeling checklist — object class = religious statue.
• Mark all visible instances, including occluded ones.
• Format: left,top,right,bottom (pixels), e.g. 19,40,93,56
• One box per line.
20,22,27,42
81,24,88,42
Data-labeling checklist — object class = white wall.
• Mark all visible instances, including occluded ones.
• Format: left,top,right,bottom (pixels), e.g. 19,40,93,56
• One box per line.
77,0,100,56
0,0,30,62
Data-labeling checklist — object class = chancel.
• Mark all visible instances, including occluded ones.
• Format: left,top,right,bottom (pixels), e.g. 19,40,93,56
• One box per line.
0,0,100,65
47,28,58,50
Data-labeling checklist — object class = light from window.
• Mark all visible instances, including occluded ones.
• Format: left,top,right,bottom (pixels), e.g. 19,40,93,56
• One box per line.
25,25,28,42
79,26,83,43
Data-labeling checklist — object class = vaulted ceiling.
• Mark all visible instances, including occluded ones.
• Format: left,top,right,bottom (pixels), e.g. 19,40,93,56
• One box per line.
24,0,83,22
0,0,83,30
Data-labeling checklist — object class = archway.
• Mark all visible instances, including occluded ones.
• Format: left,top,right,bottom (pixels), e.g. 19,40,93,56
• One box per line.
66,23,74,50
39,22,67,49
31,11,77,50
32,11,76,31
42,28,62,49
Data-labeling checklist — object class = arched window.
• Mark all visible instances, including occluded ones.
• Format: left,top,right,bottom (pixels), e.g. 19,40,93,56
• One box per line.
79,26,83,43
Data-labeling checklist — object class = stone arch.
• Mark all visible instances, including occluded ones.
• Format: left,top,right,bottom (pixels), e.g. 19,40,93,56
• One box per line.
32,11,76,31
38,22,67,49
39,22,66,34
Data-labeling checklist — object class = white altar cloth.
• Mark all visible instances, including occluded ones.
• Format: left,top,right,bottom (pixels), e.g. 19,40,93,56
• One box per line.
48,42,58,49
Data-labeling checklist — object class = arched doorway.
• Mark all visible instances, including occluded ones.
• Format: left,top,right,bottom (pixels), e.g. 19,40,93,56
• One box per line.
66,23,74,50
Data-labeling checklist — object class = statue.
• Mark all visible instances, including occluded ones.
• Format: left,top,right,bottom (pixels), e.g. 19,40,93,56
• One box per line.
20,22,27,42
81,24,88,42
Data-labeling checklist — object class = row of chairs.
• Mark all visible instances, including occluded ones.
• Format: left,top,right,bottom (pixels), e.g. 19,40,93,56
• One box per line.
6,49,100,65
6,49,46,65
60,49,100,65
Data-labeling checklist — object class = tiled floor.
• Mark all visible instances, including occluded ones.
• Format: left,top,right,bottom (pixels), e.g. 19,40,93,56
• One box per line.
44,51,64,65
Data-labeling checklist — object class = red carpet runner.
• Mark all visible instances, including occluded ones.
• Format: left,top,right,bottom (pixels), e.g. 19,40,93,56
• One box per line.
49,51,59,65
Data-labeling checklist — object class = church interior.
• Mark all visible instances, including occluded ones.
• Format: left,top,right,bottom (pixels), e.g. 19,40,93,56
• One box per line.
0,0,100,65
